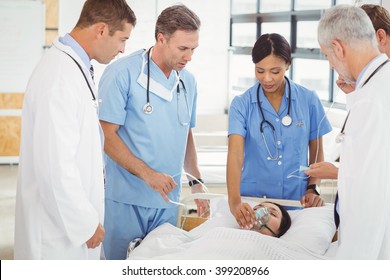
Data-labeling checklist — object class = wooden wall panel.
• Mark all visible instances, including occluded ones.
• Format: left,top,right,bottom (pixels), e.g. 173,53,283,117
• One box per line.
45,0,58,29
0,116,21,156
0,93,23,157
0,93,24,109
45,0,58,46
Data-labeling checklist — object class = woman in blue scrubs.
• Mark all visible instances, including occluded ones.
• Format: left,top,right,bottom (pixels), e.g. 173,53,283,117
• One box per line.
227,33,332,229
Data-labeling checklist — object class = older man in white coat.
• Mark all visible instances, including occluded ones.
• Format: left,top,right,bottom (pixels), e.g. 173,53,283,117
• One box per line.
14,0,136,259
318,5,390,259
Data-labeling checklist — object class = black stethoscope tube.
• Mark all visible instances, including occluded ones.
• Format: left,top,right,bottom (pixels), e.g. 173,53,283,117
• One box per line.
144,47,186,115
336,59,390,143
256,76,292,132
63,51,96,101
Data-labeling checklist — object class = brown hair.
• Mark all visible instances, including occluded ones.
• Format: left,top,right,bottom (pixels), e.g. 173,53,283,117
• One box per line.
75,0,137,36
361,4,390,34
155,4,201,40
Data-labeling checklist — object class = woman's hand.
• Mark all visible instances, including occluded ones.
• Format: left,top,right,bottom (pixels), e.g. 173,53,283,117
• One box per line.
230,202,256,229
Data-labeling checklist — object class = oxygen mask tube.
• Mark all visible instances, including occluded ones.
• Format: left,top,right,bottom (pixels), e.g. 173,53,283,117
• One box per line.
286,93,339,180
169,171,210,230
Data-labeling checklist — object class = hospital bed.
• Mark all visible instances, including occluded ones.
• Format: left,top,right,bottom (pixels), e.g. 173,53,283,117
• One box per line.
127,194,338,260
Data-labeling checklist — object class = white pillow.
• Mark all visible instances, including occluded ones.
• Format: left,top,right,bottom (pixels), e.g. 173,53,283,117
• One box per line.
282,206,336,255
202,196,336,255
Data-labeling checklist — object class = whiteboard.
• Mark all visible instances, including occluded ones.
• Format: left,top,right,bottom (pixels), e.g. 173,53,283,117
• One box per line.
0,0,45,93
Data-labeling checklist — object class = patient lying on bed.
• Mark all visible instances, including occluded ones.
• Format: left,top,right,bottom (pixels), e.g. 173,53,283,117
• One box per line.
128,197,336,259
250,202,291,238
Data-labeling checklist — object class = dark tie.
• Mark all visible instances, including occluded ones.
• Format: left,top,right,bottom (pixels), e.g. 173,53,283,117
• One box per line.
90,65,94,82
334,192,340,229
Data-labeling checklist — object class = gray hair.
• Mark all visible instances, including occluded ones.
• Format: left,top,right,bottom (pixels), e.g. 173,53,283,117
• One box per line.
318,5,377,50
155,4,201,40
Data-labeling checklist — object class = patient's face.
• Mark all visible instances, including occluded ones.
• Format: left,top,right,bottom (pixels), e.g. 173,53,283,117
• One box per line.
252,202,283,237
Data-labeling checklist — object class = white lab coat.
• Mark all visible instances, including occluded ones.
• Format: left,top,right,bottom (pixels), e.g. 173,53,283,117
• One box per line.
14,39,105,259
337,54,390,259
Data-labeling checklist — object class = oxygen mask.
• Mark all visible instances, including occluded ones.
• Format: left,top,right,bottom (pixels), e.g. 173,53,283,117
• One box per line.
252,206,271,229
252,206,278,237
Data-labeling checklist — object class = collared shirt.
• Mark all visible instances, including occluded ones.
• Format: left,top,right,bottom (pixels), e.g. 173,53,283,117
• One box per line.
356,54,386,88
59,33,91,70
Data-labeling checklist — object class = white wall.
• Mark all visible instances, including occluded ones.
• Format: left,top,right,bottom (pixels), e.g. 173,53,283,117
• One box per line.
0,0,44,92
383,0,390,9
58,0,83,35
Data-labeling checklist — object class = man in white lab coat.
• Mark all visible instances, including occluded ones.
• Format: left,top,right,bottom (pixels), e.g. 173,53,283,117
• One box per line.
318,5,390,259
14,0,136,260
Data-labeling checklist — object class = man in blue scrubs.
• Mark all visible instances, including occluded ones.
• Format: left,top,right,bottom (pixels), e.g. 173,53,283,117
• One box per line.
98,4,207,260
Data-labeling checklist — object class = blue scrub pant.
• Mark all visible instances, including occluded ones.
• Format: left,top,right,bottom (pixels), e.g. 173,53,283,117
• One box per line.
103,198,178,260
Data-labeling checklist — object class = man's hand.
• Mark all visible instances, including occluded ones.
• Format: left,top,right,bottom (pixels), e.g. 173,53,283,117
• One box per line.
144,171,177,202
301,192,324,208
336,76,355,94
191,183,210,218
304,162,339,180
86,223,104,249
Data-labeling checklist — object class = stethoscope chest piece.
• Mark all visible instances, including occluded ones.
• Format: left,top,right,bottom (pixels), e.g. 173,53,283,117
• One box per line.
335,132,344,143
281,115,292,127
143,102,153,114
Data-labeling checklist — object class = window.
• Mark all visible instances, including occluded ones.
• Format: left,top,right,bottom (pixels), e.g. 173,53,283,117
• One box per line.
229,0,382,109
231,23,257,47
229,0,331,106
260,0,290,12
296,21,319,49
261,22,290,42
294,0,330,10
292,59,330,101
231,0,257,14
230,54,255,91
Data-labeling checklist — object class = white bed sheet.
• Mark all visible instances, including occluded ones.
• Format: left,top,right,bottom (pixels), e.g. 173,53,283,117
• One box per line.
129,223,329,260
128,196,337,260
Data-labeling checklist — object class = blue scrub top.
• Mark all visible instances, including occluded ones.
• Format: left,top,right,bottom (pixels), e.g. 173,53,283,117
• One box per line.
98,49,198,208
228,79,332,200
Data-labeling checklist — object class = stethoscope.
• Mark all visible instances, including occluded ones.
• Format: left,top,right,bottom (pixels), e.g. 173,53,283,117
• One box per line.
256,76,292,160
63,51,96,106
142,47,189,125
142,47,153,113
335,59,390,143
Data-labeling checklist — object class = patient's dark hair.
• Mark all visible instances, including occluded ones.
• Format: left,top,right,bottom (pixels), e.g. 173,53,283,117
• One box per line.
268,202,291,237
